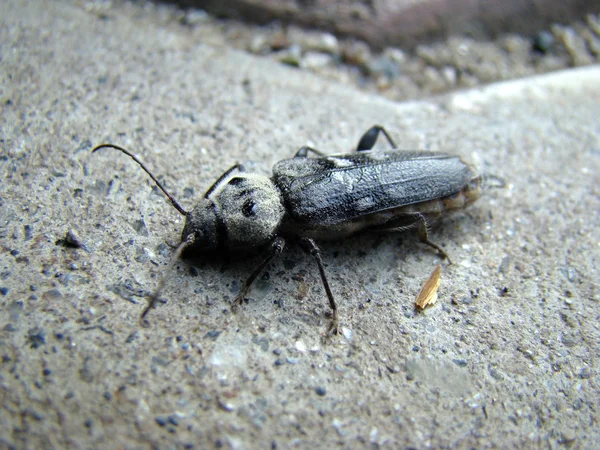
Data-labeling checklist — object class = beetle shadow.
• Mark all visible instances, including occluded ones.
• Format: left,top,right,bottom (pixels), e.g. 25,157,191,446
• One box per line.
182,211,468,273
160,211,482,326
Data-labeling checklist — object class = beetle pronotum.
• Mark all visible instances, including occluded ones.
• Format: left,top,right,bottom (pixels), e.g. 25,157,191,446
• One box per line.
93,125,503,334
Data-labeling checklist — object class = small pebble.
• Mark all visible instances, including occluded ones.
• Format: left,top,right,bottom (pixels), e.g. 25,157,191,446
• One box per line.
205,330,221,339
218,400,235,412
562,429,576,442
133,219,149,236
61,229,83,248
155,416,168,427
295,341,306,352
342,328,353,340
28,328,46,348
533,30,555,54
578,368,591,379
315,386,327,396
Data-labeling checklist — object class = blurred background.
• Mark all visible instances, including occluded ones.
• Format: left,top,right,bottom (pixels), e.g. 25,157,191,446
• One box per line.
138,0,600,100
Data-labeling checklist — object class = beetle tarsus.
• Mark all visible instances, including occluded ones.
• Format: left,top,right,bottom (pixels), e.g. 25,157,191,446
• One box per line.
327,311,340,336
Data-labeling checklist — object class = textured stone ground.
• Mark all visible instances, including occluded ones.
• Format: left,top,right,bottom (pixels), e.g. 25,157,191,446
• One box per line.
1,0,599,448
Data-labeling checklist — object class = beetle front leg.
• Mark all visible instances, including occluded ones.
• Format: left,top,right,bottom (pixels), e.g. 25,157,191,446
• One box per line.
232,237,285,310
356,125,398,151
299,237,339,335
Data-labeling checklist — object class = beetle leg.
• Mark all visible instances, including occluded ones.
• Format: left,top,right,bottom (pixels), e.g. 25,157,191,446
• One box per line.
482,173,506,190
375,213,452,263
412,213,452,263
232,237,285,310
294,146,326,158
356,125,398,151
203,164,247,198
299,237,339,335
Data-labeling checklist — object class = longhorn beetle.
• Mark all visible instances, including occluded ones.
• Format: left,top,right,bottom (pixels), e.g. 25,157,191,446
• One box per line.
93,125,504,334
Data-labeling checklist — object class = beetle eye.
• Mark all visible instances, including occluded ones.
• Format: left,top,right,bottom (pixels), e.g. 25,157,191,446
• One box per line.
242,199,256,217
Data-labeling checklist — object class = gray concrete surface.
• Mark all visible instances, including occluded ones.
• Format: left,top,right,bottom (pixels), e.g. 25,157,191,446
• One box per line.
1,0,599,448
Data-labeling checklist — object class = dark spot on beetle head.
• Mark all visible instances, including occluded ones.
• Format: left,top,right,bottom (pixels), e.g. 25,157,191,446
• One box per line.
228,177,244,186
242,199,256,217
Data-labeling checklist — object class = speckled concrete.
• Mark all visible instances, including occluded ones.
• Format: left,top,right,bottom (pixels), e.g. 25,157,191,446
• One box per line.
1,1,599,448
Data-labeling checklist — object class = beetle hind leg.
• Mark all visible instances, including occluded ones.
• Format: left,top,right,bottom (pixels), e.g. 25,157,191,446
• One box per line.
399,213,451,263
415,216,452,264
377,213,452,263
356,125,398,151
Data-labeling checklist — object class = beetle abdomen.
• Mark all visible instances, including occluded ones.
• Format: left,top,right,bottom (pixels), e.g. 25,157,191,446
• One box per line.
279,174,483,240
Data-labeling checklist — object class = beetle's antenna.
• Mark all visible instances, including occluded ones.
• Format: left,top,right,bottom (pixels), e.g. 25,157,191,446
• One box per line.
92,144,188,216
140,233,196,322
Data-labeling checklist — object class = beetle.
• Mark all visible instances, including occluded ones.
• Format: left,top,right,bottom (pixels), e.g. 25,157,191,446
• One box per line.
93,125,503,334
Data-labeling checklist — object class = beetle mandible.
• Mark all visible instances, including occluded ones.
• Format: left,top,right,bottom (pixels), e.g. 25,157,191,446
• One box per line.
93,125,504,334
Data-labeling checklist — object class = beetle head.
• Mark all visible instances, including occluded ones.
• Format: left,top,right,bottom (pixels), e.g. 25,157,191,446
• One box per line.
182,174,285,253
